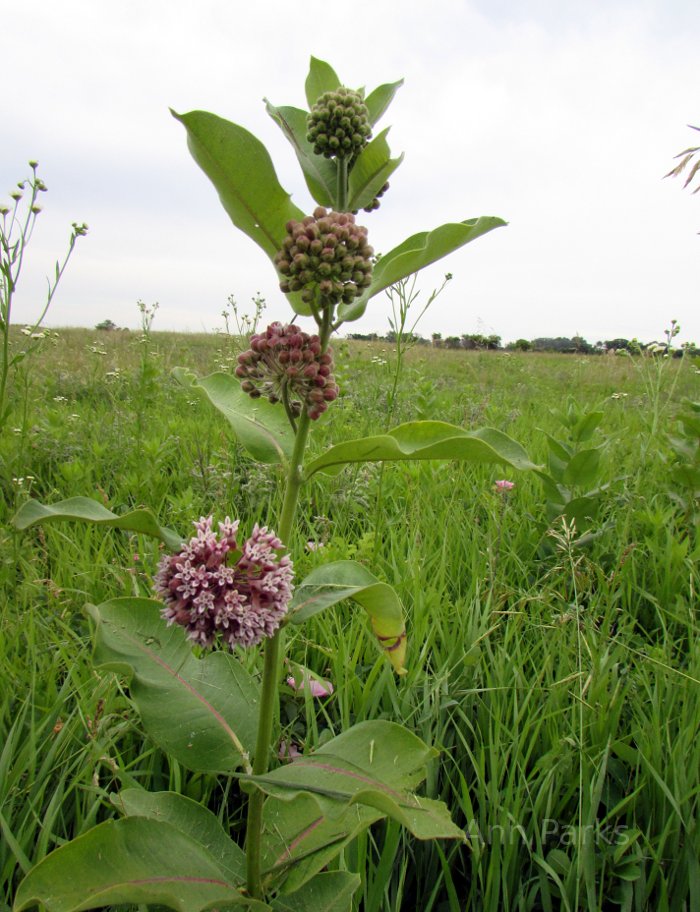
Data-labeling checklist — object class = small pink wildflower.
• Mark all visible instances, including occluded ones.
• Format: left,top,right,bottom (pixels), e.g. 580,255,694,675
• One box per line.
278,740,302,761
287,674,334,698
306,540,325,552
494,479,515,493
154,516,293,649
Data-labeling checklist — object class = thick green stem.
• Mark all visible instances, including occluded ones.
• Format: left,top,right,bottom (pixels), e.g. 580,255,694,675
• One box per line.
336,157,348,211
280,380,298,434
245,407,312,899
277,410,313,544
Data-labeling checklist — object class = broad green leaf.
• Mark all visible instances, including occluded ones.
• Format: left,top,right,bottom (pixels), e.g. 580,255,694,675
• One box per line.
563,494,601,525
543,433,572,462
261,720,433,795
545,500,567,523
674,464,700,490
571,410,604,443
305,57,342,108
680,413,700,437
245,721,465,842
337,217,506,322
89,598,259,773
265,102,336,207
173,368,294,465
289,561,407,675
12,497,183,550
543,432,571,482
547,457,567,485
172,109,302,259
563,448,602,487
114,790,245,884
262,794,381,894
535,470,565,505
171,110,310,316
305,421,537,478
271,871,361,911
553,400,578,430
676,411,700,441
14,817,265,912
668,434,697,461
347,128,404,212
364,80,404,126
546,495,603,531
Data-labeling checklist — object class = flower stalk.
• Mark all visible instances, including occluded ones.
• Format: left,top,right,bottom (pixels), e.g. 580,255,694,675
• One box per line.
245,209,340,896
245,405,313,899
336,157,348,212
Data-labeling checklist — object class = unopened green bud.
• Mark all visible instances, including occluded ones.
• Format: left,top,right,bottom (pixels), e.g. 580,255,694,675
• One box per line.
306,86,371,160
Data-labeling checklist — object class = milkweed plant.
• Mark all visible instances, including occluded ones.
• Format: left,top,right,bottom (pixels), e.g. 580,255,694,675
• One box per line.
13,57,537,911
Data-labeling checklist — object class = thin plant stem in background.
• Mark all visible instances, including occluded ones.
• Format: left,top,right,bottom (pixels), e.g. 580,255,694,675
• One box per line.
0,162,87,433
384,273,451,427
373,274,452,558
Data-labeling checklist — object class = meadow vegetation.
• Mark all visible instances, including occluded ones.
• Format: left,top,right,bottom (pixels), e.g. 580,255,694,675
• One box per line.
2,324,698,911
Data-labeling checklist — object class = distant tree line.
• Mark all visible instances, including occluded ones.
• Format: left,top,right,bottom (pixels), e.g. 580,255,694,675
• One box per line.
346,331,503,349
345,330,699,357
93,319,697,357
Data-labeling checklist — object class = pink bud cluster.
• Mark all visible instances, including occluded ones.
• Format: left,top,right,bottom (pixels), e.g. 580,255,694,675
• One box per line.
154,516,294,649
275,207,373,309
236,322,339,420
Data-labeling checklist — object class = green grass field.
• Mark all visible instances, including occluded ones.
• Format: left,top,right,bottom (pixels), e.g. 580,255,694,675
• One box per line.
1,327,699,911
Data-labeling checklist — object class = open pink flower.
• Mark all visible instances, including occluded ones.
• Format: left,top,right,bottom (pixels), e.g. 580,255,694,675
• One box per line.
494,479,515,493
154,516,293,649
286,674,334,698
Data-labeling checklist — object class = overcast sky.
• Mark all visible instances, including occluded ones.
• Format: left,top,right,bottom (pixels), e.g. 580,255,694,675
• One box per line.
3,0,699,344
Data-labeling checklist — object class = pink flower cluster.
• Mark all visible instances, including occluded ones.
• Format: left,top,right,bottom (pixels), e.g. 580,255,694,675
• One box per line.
154,516,294,649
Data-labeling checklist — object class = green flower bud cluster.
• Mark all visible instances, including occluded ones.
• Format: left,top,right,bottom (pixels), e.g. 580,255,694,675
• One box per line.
306,87,371,160
275,207,373,309
236,322,339,421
